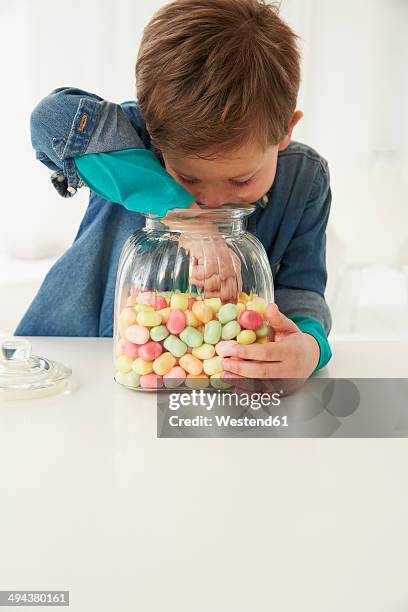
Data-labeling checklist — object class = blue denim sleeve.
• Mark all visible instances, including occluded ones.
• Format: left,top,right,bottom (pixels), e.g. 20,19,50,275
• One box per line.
274,161,332,334
30,87,147,198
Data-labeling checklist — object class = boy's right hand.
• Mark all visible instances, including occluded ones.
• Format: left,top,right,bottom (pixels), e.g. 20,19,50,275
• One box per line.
163,203,243,302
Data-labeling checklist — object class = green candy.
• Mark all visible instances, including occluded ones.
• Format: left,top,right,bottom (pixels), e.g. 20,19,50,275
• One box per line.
204,320,222,344
255,322,270,338
179,326,203,348
163,334,188,357
218,303,238,324
221,320,241,340
150,324,170,342
115,370,140,388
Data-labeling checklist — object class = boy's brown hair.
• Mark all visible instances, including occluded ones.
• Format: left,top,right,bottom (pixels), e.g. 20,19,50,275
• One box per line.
136,0,300,159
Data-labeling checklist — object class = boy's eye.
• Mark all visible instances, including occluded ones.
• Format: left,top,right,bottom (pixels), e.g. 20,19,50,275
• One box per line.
231,179,252,188
179,176,198,185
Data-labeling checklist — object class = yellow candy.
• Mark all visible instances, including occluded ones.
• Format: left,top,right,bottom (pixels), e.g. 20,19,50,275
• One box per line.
236,302,246,316
170,293,189,311
158,307,171,323
246,301,267,315
192,301,213,323
210,373,233,390
153,352,176,376
179,354,203,376
237,330,257,345
134,304,154,312
132,358,154,375
185,309,199,327
253,296,266,304
115,355,134,373
192,343,216,360
136,311,162,327
240,292,249,303
185,373,209,389
120,307,137,337
256,337,269,344
204,297,222,313
203,356,223,376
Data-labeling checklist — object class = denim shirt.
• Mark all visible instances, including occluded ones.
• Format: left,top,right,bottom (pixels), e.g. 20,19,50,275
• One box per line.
15,87,332,338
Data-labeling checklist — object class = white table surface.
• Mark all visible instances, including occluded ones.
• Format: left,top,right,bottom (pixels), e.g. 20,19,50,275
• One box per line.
1,338,408,612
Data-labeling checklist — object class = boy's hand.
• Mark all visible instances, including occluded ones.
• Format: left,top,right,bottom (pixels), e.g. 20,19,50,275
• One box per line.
163,203,243,302
218,303,320,381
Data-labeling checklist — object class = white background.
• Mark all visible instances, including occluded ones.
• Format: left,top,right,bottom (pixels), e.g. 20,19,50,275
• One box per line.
0,0,407,337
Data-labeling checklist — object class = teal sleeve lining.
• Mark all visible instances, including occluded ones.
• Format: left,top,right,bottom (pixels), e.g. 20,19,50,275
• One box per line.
75,148,195,216
289,315,332,373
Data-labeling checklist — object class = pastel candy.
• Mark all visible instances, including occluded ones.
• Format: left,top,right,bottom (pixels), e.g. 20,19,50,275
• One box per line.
125,324,150,345
239,309,263,330
170,293,189,310
179,354,203,375
136,311,162,327
115,355,134,373
185,310,199,327
163,366,187,388
185,373,209,389
140,373,163,389
217,303,237,324
236,302,246,316
138,340,163,361
136,292,167,310
246,301,267,316
153,352,177,375
192,343,216,360
150,325,169,342
115,338,126,356
192,301,213,323
256,337,269,344
126,295,137,307
188,297,197,309
237,330,257,344
210,373,233,390
203,356,223,375
255,322,270,338
163,335,188,358
158,307,171,323
135,303,154,313
166,309,186,335
132,358,154,375
123,340,140,359
221,320,241,340
204,297,222,313
240,292,249,303
179,326,203,348
136,291,155,305
204,320,222,344
120,307,137,326
115,370,140,388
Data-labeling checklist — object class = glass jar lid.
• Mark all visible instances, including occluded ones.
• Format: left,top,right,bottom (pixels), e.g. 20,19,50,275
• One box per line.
0,338,72,401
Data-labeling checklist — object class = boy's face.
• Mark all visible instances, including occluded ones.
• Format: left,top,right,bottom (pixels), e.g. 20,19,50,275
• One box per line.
163,143,279,208
162,112,302,208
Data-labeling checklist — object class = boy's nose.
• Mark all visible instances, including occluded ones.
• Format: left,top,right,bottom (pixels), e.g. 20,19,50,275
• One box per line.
198,192,226,208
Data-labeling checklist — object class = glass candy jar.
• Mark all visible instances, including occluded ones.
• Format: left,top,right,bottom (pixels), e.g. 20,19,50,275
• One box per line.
114,203,274,391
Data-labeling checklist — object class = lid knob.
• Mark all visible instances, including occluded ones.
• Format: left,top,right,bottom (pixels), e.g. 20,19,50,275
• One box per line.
1,338,32,362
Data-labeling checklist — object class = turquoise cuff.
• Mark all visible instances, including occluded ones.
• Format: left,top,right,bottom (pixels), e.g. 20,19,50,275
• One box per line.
290,316,332,373
75,148,195,216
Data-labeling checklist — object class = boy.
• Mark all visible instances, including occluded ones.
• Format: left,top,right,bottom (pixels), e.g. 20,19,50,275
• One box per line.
15,0,332,379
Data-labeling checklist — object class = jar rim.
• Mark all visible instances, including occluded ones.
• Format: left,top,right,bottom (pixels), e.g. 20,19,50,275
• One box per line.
144,201,256,220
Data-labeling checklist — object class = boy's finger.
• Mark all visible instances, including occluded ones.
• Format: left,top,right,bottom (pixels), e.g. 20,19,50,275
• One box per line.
265,303,299,334
222,358,285,378
216,340,285,361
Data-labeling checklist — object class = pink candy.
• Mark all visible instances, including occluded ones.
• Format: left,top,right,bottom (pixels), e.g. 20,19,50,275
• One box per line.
123,340,140,359
163,366,187,387
137,292,168,309
239,309,263,330
138,340,163,361
166,309,186,335
125,324,150,345
140,373,164,389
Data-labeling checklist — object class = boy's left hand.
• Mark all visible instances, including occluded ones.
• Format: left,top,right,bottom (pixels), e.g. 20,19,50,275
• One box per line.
218,303,320,380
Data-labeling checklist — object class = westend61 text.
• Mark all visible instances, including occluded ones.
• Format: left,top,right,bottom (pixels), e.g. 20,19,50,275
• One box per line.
168,414,288,428
168,389,282,411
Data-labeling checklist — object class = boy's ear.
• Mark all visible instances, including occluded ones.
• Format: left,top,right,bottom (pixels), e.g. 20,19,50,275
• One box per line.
278,110,303,151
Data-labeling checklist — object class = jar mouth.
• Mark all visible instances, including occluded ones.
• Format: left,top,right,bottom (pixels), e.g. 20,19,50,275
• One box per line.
144,201,256,220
